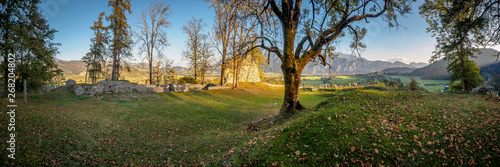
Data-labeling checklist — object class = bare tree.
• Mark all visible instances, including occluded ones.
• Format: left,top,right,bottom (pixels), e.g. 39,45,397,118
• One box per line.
182,18,207,84
135,0,171,85
250,0,412,116
199,35,215,84
207,0,242,86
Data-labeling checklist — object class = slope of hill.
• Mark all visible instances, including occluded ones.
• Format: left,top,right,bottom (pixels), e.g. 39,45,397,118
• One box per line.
408,48,499,80
234,88,500,166
56,59,190,80
55,59,87,76
408,59,450,80
382,67,417,73
480,62,500,80
261,51,426,74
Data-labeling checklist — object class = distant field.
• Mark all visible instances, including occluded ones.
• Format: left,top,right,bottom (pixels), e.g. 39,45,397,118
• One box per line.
301,76,322,80
390,75,449,91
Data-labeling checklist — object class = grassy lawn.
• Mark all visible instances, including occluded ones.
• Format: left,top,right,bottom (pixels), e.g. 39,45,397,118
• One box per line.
232,87,500,166
329,78,364,86
390,75,449,91
0,83,329,166
301,76,322,80
301,80,325,87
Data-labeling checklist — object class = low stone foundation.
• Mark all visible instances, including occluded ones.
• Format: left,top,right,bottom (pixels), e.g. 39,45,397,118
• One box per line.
67,80,231,96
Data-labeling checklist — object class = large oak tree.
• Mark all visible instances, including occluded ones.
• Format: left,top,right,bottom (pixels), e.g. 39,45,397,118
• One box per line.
253,0,412,116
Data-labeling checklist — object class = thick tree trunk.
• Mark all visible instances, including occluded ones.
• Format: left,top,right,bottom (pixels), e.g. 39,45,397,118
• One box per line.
279,21,304,116
280,65,304,116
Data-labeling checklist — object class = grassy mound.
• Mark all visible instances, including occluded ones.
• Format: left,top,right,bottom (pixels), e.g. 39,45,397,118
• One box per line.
234,89,500,166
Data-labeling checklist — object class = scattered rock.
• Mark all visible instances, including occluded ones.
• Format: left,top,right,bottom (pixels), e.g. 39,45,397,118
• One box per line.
74,86,85,95
471,85,495,94
65,79,76,89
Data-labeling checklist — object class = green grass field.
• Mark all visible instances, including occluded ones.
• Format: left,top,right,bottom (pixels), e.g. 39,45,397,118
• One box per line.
0,83,329,166
232,87,500,166
1,84,498,166
390,75,449,91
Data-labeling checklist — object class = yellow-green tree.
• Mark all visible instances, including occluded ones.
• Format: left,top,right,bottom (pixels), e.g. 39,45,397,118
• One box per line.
107,0,133,81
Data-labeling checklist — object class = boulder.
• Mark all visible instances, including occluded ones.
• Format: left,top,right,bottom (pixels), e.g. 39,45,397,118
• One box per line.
203,83,219,90
146,87,164,93
74,85,85,95
65,79,76,88
471,85,495,94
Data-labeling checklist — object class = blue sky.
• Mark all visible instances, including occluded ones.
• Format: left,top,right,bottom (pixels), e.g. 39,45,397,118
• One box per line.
41,0,499,66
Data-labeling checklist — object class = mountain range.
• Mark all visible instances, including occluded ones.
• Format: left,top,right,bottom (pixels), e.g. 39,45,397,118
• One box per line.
260,51,429,74
406,48,500,80
55,48,499,80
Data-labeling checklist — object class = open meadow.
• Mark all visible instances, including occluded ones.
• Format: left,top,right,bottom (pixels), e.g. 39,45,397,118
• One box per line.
1,84,499,166
0,83,329,166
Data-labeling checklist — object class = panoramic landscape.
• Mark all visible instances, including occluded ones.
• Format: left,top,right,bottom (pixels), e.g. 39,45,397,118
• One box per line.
1,0,500,166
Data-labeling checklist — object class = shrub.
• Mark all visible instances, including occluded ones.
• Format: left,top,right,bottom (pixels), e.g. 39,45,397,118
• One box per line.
178,76,196,84
352,83,357,87
377,82,385,87
331,84,339,89
389,81,398,87
410,78,418,90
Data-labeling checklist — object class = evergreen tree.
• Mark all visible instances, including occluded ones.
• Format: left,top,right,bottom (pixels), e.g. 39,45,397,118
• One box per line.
84,11,108,84
107,0,133,81
1,0,61,94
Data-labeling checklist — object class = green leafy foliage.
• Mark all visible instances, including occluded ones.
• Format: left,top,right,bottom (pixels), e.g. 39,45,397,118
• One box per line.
1,0,61,93
448,60,484,92
410,78,419,90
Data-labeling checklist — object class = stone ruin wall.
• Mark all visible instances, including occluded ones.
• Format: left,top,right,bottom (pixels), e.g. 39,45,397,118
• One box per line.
65,79,230,96
224,56,261,84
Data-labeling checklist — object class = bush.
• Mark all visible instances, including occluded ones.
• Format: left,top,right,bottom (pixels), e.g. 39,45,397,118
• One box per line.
389,81,398,87
178,76,196,84
377,82,385,87
410,78,418,90
331,84,339,89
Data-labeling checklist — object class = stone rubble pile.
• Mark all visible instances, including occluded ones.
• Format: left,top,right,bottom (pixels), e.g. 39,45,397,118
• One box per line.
471,85,495,94
66,80,230,96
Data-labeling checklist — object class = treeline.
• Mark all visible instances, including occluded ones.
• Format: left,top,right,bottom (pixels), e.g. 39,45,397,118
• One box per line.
1,0,62,96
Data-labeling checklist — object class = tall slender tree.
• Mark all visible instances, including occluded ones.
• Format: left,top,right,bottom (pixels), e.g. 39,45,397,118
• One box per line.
207,0,242,86
250,0,412,116
182,18,207,84
199,35,214,84
84,11,108,84
135,0,171,85
107,0,133,81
